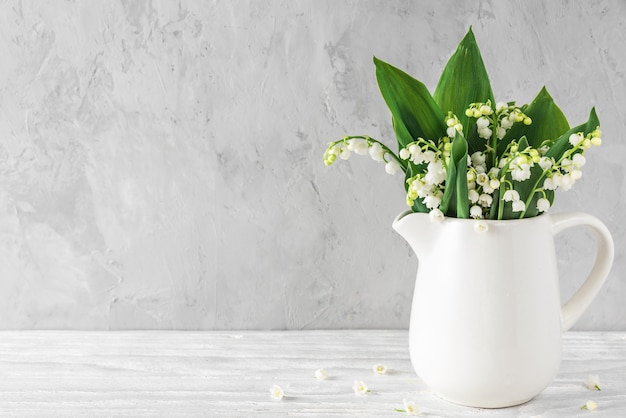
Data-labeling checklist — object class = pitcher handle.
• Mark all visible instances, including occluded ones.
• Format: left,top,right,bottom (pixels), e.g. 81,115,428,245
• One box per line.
552,212,614,332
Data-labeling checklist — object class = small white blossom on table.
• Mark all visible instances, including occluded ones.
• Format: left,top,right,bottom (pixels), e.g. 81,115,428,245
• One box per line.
581,400,598,410
269,384,284,400
395,399,423,415
585,374,601,391
315,368,329,380
352,380,369,395
372,363,387,375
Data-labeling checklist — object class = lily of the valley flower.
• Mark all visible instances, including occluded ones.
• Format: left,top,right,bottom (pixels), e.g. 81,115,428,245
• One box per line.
474,220,489,233
569,132,584,147
394,399,423,415
503,189,521,202
581,400,598,410
428,208,444,222
369,142,385,162
585,374,601,391
270,384,284,400
315,368,329,380
385,159,401,175
352,380,370,395
510,158,533,182
470,205,483,219
373,364,387,375
348,138,369,155
511,200,526,213
536,198,551,213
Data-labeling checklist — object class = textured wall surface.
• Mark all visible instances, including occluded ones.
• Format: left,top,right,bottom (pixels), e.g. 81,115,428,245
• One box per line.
0,0,624,330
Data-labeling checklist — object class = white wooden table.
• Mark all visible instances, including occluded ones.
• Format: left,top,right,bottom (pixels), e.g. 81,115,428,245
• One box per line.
0,331,624,417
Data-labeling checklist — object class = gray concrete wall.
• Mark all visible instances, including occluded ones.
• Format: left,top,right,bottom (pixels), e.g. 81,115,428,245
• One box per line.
1,0,624,330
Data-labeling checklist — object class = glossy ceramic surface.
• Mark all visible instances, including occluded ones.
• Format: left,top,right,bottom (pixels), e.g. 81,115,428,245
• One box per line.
393,211,614,408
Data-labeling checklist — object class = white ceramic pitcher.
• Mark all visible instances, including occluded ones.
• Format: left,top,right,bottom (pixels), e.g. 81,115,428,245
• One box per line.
393,211,614,408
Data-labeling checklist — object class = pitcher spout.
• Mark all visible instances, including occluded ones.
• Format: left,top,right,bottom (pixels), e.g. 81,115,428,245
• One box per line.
392,210,436,258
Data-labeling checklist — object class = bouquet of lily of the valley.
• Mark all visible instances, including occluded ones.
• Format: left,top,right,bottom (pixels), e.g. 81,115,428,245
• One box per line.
323,28,601,221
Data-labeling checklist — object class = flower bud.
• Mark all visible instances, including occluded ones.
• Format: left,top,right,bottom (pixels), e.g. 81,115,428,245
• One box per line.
468,189,480,204
478,127,492,140
476,117,490,128
369,143,384,161
429,208,444,222
503,189,520,202
500,117,513,129
571,169,583,180
478,193,493,207
569,133,583,146
538,157,553,171
512,200,526,212
385,159,400,175
474,220,489,233
496,127,506,139
470,151,486,166
470,205,483,219
572,153,586,167
537,198,550,213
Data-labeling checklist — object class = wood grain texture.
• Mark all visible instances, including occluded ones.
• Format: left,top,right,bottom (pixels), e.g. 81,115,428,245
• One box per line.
0,331,624,417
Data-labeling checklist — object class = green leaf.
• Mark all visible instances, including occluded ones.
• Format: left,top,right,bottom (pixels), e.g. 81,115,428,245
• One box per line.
374,57,447,149
454,138,470,219
488,189,500,220
518,136,529,151
439,131,469,217
546,107,600,160
466,123,483,155
392,116,413,154
499,86,570,153
433,27,495,135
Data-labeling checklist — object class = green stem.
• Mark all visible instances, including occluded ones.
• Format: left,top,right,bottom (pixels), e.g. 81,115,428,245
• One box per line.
489,118,498,168
496,180,509,221
495,159,514,220
518,168,551,219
